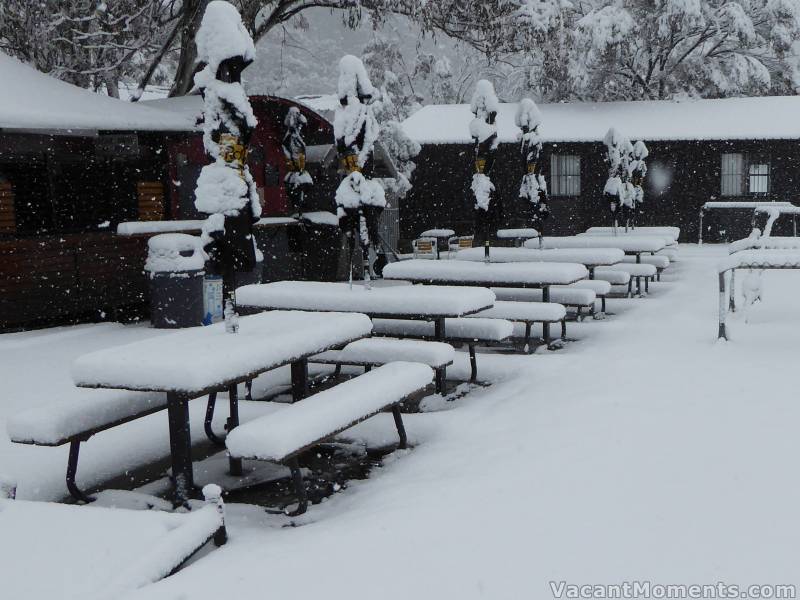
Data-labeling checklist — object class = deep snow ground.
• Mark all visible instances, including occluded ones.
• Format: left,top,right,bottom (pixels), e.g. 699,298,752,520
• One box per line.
3,245,800,598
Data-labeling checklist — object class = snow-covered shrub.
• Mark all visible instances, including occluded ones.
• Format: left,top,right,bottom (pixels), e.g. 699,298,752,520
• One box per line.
471,173,495,211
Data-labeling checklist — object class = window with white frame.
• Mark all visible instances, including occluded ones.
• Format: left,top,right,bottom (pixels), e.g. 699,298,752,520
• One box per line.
550,154,581,196
721,153,770,196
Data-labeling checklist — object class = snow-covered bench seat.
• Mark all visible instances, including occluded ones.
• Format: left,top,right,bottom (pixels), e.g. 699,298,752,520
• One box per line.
585,226,680,242
602,263,658,295
593,268,631,287
491,287,598,319
310,338,454,393
371,318,513,382
569,280,613,313
7,391,169,502
468,300,567,347
622,254,670,280
226,362,432,515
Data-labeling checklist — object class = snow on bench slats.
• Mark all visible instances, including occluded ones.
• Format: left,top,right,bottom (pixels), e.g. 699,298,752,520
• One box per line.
226,363,432,462
471,301,566,322
312,338,454,368
0,499,221,599
372,318,514,341
496,228,539,239
382,259,588,286
585,226,680,241
455,246,623,267
604,263,658,277
570,280,613,295
622,255,670,269
593,269,632,285
7,391,166,446
729,235,800,254
718,250,800,272
236,281,494,317
492,287,596,307
531,236,666,253
72,311,372,394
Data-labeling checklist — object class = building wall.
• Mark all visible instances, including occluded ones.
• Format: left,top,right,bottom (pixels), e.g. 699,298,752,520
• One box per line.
402,138,800,246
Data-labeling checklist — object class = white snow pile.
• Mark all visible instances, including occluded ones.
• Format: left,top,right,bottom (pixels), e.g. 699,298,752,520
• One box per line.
236,280,496,317
471,173,495,211
335,171,386,211
194,161,252,215
382,258,589,286
468,79,500,145
144,234,206,274
71,311,373,394
334,55,380,168
194,1,256,76
372,317,514,342
316,338,455,368
515,98,543,133
227,362,433,462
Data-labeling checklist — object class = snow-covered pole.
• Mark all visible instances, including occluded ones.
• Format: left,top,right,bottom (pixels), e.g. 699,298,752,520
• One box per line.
631,141,649,230
203,484,227,546
282,107,314,218
516,98,549,249
469,80,499,258
193,1,261,334
334,55,386,289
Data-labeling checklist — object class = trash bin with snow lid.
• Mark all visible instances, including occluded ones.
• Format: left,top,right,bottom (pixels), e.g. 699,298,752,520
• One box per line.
145,233,206,329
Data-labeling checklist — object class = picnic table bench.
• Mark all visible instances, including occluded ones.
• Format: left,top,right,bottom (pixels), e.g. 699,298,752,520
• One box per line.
584,226,680,242
531,236,666,261
10,311,373,506
496,228,540,246
227,362,432,515
455,246,623,279
237,280,495,391
381,259,587,344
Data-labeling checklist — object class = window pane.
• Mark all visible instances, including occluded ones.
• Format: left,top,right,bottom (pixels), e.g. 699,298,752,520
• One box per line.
550,154,581,197
721,153,743,196
748,163,769,194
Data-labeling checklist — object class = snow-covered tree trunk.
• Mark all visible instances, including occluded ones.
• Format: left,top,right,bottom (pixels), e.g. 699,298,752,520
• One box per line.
334,55,386,288
516,98,549,246
603,127,634,232
469,79,500,252
193,1,261,334
282,107,313,217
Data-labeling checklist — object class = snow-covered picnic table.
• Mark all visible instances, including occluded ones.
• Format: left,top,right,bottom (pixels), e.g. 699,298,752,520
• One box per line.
729,235,800,253
698,201,794,243
529,236,666,261
584,226,680,242
71,311,372,505
454,246,623,277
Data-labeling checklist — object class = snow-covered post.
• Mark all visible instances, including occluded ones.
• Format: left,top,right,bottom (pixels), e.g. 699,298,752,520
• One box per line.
202,484,227,546
516,98,549,248
469,80,500,257
282,107,314,217
603,128,634,233
193,1,261,334
630,141,649,228
334,55,386,288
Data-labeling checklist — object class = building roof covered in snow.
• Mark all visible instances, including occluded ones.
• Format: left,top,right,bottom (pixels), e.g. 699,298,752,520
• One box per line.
0,51,195,133
402,95,800,145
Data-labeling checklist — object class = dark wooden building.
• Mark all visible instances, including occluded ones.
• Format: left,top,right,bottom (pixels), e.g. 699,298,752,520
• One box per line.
400,96,800,246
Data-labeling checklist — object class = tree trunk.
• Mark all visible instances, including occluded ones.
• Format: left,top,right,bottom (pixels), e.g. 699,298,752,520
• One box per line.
169,0,211,97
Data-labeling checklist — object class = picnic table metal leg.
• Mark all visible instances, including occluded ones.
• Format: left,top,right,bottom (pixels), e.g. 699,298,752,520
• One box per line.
167,392,194,508
469,344,478,383
434,317,447,393
227,384,242,476
561,319,567,339
589,266,595,280
204,392,225,447
718,271,728,340
542,286,551,343
66,440,92,504
729,269,736,312
291,358,309,402
286,457,308,517
391,405,408,449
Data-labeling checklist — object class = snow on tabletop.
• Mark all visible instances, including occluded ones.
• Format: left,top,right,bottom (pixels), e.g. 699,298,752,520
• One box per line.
472,301,566,322
236,281,495,317
456,246,623,267
71,311,372,393
0,52,194,132
255,217,298,227
491,287,596,306
496,228,539,239
337,338,455,367
420,228,456,238
585,226,680,241
604,263,658,276
576,230,675,246
532,236,665,253
753,205,800,215
593,269,632,285
729,235,800,253
7,390,167,445
301,211,339,226
401,97,800,145
144,233,206,273
0,499,220,599
372,318,514,341
702,201,794,210
382,259,588,286
226,362,432,462
719,250,800,272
